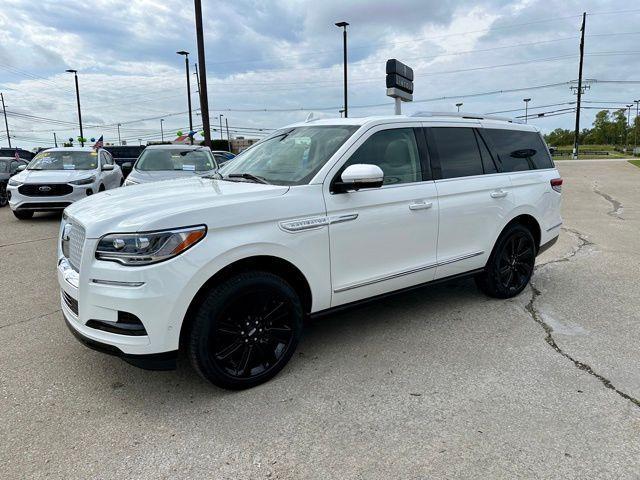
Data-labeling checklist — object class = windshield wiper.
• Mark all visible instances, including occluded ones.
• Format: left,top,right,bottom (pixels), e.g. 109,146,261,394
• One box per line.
227,173,270,184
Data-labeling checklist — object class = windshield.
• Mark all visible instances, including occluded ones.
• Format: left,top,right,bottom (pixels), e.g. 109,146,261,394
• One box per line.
27,151,98,170
0,160,9,173
135,149,216,172
219,125,359,185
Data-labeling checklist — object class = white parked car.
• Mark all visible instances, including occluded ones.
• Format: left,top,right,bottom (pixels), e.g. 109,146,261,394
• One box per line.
58,113,562,389
123,144,217,186
8,147,123,219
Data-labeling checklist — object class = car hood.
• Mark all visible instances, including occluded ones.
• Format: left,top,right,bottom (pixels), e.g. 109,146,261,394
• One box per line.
13,169,96,184
128,169,215,183
64,176,289,238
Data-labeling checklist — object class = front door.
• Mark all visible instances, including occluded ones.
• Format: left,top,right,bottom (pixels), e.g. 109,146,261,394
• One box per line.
324,124,439,307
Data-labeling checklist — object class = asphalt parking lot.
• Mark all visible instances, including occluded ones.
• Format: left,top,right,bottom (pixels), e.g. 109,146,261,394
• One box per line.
1,160,639,479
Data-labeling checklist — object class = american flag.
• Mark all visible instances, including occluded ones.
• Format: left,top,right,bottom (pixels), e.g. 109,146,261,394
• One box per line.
92,135,104,149
14,149,19,161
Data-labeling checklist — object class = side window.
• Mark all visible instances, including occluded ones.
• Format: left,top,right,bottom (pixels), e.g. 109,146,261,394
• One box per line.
10,160,19,173
484,129,554,172
343,128,421,185
105,152,114,165
475,130,497,174
430,127,483,179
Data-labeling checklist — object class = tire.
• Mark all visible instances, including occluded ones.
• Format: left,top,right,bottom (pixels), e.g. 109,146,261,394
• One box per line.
13,210,34,220
475,224,536,299
99,184,105,192
0,196,7,207
188,271,303,390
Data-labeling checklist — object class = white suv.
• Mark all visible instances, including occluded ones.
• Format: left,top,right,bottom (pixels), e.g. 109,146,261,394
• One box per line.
57,114,562,389
8,147,123,219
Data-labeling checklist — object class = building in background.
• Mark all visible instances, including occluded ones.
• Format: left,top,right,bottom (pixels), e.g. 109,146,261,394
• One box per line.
230,137,258,154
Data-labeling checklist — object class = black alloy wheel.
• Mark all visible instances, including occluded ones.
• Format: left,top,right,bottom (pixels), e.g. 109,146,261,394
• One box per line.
476,224,536,298
188,271,303,390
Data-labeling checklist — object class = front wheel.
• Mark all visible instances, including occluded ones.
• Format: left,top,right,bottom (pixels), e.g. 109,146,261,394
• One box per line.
188,271,303,390
13,210,34,220
475,224,536,298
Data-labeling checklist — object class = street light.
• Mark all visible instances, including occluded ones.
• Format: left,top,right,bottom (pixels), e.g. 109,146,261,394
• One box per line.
176,50,193,145
219,114,224,140
138,138,143,146
626,104,633,152
335,21,349,118
634,99,640,153
65,69,84,146
455,102,463,112
160,118,164,142
523,98,532,124
117,123,122,146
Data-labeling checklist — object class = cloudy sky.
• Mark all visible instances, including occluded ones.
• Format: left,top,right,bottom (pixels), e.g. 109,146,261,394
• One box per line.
1,0,639,149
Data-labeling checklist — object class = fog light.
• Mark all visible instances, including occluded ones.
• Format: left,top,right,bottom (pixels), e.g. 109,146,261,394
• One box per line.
86,189,93,196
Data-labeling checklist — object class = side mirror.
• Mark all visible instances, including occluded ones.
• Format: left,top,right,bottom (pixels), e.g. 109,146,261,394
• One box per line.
102,163,115,171
122,162,132,169
333,164,384,193
17,164,26,172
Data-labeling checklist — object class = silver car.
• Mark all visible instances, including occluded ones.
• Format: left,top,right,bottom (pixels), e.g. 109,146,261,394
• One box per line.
124,145,218,186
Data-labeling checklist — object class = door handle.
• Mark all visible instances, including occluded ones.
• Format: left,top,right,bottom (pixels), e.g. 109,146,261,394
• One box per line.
409,201,433,211
490,190,508,198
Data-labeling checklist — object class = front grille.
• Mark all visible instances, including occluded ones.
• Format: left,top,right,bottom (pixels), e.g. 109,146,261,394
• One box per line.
67,223,86,271
62,290,79,316
19,202,71,210
18,183,73,197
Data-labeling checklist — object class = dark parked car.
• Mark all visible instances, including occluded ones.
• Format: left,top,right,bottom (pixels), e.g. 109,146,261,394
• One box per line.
0,156,29,207
0,148,34,161
104,145,145,176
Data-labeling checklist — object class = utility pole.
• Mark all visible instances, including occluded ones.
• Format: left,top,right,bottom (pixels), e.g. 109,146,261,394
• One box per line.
117,123,122,146
194,63,201,98
456,102,463,113
53,132,58,147
176,51,193,144
66,69,84,146
194,0,212,148
219,114,224,140
160,118,164,142
523,98,531,123
0,92,10,148
225,117,230,144
572,12,586,159
335,22,349,117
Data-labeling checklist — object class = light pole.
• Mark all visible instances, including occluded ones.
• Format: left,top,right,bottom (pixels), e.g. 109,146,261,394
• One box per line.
456,102,463,113
194,0,212,148
117,123,122,146
138,138,143,146
523,98,531,123
219,114,224,140
176,51,193,145
634,99,639,154
335,21,349,118
225,117,230,144
160,118,164,142
626,104,633,152
65,69,84,146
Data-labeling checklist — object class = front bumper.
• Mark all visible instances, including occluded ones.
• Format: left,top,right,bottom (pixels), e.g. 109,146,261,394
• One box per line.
8,183,94,211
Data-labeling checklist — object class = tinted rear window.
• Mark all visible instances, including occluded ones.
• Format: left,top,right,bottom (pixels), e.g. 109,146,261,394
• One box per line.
430,127,483,179
483,129,553,172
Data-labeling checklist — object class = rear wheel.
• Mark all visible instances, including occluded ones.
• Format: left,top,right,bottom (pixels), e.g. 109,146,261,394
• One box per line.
475,224,536,298
188,271,303,390
13,210,34,220
99,184,105,192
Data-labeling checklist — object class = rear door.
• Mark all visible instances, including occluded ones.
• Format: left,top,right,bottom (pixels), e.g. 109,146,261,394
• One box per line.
482,126,562,239
426,125,515,279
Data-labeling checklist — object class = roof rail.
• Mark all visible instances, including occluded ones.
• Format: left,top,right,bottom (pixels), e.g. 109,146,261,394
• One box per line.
410,111,521,123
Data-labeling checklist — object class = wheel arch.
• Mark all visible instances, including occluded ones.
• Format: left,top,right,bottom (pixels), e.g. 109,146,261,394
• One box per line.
179,255,313,349
496,213,542,252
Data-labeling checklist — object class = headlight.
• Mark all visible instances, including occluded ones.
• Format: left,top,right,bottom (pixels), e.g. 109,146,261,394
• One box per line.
124,178,139,186
8,178,22,187
95,225,206,266
69,176,95,186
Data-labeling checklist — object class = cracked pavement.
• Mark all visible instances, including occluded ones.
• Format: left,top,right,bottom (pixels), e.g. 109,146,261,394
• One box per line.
1,160,640,479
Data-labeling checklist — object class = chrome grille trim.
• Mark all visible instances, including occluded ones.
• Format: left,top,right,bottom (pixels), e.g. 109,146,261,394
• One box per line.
67,223,86,272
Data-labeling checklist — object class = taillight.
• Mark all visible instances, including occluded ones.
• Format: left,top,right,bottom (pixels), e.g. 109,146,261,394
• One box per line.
551,178,563,193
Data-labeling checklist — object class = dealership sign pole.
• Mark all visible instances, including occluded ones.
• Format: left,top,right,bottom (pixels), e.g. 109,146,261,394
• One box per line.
386,59,413,115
